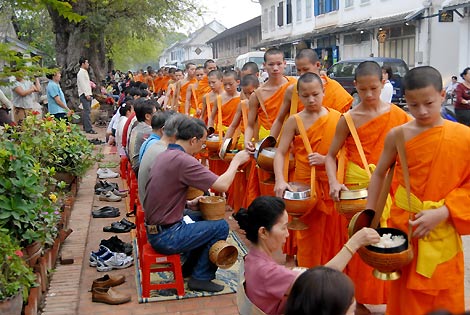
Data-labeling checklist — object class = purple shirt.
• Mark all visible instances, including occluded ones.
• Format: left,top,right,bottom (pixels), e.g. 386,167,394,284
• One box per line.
144,144,218,225
245,248,299,315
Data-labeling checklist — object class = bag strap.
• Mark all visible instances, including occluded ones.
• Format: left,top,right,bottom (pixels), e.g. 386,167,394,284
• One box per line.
337,147,347,184
205,94,212,120
191,85,198,109
343,112,371,178
254,89,269,121
217,95,223,139
293,114,316,200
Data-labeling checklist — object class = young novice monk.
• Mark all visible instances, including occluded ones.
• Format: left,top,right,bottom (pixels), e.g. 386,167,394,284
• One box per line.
273,73,344,268
365,66,470,315
325,61,411,314
176,63,196,114
208,70,240,131
201,70,224,125
185,66,205,117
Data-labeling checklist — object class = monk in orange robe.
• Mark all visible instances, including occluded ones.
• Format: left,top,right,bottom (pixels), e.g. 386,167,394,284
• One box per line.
184,66,205,117
197,60,217,120
325,61,411,313
134,69,144,83
176,63,196,114
274,73,346,268
366,66,470,315
244,49,296,206
271,48,353,139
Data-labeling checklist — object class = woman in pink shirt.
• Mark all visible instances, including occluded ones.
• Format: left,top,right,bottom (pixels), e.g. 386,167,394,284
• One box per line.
234,196,379,315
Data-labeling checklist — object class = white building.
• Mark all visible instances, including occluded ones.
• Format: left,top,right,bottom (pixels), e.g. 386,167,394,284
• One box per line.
256,0,470,83
158,20,226,68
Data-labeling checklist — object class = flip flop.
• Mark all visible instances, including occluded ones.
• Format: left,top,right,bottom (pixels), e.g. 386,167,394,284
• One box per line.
103,222,131,233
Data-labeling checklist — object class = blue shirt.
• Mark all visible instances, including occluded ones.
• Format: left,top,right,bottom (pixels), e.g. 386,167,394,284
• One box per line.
47,80,67,114
139,133,161,162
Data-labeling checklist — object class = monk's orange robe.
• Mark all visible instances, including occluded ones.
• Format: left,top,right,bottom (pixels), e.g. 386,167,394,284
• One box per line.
145,75,155,92
161,76,170,93
134,73,143,83
196,76,212,111
153,77,162,94
386,120,470,315
180,78,197,113
323,76,353,113
344,104,411,305
292,109,348,267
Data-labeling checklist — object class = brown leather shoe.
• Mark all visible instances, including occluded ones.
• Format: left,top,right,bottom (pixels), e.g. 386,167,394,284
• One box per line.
92,287,131,305
92,274,126,289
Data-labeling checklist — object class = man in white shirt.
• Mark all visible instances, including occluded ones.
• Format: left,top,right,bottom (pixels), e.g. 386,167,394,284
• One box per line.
445,76,459,104
77,57,96,134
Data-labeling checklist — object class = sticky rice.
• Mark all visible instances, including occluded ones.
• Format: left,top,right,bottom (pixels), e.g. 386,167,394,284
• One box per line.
371,233,406,248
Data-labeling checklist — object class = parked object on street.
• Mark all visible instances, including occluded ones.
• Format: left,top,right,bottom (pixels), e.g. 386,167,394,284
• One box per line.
327,57,409,106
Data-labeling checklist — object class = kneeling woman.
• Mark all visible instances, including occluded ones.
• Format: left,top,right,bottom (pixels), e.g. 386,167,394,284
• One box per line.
234,196,379,315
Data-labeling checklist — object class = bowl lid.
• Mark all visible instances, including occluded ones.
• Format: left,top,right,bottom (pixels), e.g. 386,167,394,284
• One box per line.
254,136,276,160
348,209,375,238
219,138,233,159
340,188,368,200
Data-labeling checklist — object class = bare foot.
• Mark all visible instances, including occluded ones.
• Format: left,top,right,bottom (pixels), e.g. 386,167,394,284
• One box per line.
355,303,371,315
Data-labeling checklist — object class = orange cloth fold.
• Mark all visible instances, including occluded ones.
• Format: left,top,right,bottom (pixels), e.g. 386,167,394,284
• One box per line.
386,121,470,315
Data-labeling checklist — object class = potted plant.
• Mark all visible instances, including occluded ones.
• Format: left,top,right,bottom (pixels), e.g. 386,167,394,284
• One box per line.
0,141,57,250
0,229,36,315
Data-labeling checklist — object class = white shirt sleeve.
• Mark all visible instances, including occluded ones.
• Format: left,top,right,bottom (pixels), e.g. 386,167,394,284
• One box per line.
0,89,13,109
380,81,394,103
77,68,92,97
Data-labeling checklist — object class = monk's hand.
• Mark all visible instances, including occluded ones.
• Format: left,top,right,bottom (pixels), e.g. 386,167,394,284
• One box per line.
232,150,250,166
349,227,381,250
245,141,255,153
409,206,449,239
329,181,348,202
308,153,325,166
274,181,292,198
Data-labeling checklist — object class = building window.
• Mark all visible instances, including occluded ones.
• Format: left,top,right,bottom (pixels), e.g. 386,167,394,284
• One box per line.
278,1,284,27
315,0,339,15
262,8,268,32
269,6,275,31
306,0,312,18
345,0,353,7
236,37,248,48
296,0,302,21
287,0,292,24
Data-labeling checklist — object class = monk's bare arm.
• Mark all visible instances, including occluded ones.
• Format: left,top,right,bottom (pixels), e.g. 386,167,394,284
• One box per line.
270,85,294,139
274,116,296,197
200,94,208,121
325,116,350,201
244,92,259,152
365,129,398,210
184,84,192,115
224,103,242,141
208,97,218,129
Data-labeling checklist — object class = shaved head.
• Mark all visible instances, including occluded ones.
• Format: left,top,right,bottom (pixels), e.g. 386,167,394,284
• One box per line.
295,49,320,64
354,61,382,81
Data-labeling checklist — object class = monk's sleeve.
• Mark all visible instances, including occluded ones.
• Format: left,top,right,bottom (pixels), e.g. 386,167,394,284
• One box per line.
445,178,470,235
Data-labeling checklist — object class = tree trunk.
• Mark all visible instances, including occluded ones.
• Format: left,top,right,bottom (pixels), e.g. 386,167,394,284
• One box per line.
47,1,106,110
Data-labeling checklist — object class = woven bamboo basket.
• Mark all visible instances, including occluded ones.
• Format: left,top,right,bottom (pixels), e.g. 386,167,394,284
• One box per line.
209,240,238,269
199,196,226,220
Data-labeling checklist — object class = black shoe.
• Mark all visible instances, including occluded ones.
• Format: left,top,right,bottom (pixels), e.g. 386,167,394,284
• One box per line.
100,236,133,256
188,278,224,292
94,180,119,193
103,222,131,233
92,206,120,218
119,218,136,229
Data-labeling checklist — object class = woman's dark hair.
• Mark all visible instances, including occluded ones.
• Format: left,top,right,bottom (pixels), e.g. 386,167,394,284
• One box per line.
134,99,157,122
460,67,470,79
233,196,285,244
285,266,355,315
382,65,393,81
119,102,133,116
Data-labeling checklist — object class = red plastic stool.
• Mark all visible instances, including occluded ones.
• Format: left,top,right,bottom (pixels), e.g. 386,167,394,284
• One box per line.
120,156,128,180
128,168,138,215
141,244,185,298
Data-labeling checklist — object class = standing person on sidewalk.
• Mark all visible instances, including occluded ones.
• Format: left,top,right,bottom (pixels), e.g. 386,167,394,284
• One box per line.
11,70,40,123
46,68,70,120
77,56,96,134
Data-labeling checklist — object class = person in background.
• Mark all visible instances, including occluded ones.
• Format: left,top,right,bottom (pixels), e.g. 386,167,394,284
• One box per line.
11,70,40,123
380,65,394,103
77,56,96,134
0,89,14,126
454,67,470,126
46,68,70,120
285,266,356,315
445,76,458,104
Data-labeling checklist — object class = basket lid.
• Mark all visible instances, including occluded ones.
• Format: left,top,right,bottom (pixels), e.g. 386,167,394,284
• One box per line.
348,209,375,238
254,136,276,160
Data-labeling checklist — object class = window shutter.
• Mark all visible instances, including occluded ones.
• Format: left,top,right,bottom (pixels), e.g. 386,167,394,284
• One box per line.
314,0,319,16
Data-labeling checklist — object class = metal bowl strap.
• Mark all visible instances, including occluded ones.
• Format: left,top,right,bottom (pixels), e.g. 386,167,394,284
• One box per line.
343,112,371,178
293,114,316,200
395,127,413,243
217,95,223,140
337,147,347,184
290,84,299,116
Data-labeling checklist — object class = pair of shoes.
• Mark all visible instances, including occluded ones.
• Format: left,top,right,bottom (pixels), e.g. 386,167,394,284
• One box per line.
188,278,224,292
92,287,131,305
100,236,133,256
92,274,125,290
119,218,136,229
99,191,122,202
95,180,119,191
89,245,133,271
111,189,127,197
103,221,132,233
92,206,120,218
86,129,98,134
97,168,119,179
